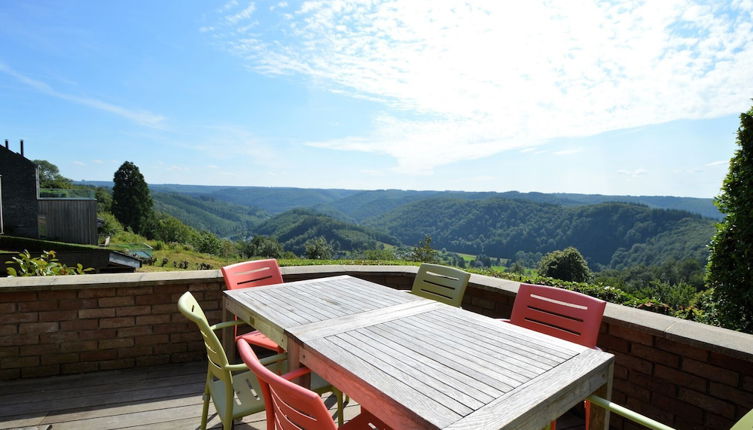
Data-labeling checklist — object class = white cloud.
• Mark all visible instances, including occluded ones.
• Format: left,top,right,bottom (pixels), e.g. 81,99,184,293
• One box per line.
618,168,648,177
73,161,86,166
0,63,165,128
211,0,753,173
553,148,583,156
705,160,728,166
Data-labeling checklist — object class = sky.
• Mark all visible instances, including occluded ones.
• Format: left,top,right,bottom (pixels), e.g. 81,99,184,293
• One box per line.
1,1,752,198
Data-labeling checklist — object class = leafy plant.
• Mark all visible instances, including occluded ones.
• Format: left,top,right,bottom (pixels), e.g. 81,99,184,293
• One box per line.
5,250,94,276
538,247,591,282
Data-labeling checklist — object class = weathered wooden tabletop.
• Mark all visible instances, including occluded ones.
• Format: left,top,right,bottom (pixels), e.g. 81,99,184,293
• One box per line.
224,275,614,430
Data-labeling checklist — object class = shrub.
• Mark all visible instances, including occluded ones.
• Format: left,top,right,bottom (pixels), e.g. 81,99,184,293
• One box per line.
5,250,93,276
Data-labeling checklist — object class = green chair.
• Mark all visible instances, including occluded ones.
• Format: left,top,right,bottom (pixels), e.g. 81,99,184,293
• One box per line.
178,291,278,430
410,263,470,307
587,395,753,430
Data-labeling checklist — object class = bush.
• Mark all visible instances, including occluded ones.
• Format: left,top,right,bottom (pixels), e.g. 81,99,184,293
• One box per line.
538,247,591,282
5,250,93,276
98,212,124,237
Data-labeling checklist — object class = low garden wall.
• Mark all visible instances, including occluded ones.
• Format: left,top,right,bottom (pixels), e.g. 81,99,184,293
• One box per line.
1,266,751,429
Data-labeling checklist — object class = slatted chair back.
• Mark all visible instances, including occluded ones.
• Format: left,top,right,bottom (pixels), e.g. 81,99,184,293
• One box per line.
222,259,284,290
510,283,606,348
411,263,471,307
177,292,230,378
237,339,337,430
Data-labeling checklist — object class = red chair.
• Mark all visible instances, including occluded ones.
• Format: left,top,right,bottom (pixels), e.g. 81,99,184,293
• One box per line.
507,283,606,430
237,339,392,430
222,259,285,353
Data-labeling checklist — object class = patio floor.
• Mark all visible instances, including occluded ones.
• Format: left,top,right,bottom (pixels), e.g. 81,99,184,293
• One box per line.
0,361,586,429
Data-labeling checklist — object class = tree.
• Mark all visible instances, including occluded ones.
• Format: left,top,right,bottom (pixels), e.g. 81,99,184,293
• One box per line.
112,161,153,234
241,235,284,258
707,105,753,333
33,160,72,188
410,235,438,263
305,236,333,260
538,247,591,282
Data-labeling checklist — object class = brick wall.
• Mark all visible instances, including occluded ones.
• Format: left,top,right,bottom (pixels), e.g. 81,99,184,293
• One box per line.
1,267,751,428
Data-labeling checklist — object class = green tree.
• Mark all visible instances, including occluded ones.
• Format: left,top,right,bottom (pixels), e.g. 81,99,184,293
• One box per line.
410,235,438,263
112,161,153,234
305,236,333,259
33,160,72,188
707,105,753,332
193,231,223,255
538,247,591,282
97,212,123,237
241,235,284,258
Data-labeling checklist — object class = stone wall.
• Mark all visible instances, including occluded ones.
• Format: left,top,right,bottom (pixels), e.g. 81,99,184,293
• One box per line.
1,266,751,428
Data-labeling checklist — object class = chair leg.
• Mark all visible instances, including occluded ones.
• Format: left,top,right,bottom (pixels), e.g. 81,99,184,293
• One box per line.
334,388,344,426
584,399,591,430
201,383,210,430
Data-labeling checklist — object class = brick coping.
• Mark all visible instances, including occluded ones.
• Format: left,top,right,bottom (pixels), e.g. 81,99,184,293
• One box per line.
1,265,751,361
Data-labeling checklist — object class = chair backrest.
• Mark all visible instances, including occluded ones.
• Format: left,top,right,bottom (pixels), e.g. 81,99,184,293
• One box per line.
177,292,230,374
237,339,337,430
411,263,470,307
222,259,284,290
510,283,606,348
731,408,753,430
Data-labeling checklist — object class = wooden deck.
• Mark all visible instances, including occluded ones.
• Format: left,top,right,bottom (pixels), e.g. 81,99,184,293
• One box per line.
0,360,585,430
0,361,358,430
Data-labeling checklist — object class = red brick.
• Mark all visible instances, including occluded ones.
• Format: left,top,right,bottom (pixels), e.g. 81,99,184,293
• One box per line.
744,376,753,392
654,364,707,392
160,285,188,294
0,368,20,379
655,339,708,361
19,343,60,355
708,352,753,375
0,346,19,358
99,338,134,349
154,343,187,354
135,314,171,325
609,325,654,346
117,286,154,296
1,356,40,368
630,370,676,397
0,334,39,346
679,387,736,419
631,343,679,367
599,334,630,354
150,304,178,313
614,352,653,375
57,298,98,310
612,364,628,380
78,329,117,340
39,310,79,322
0,292,38,302
80,349,117,361
709,382,753,410
41,352,80,365
619,379,652,402
624,398,674,427
48,290,77,299
706,413,735,430
136,294,173,306
170,332,202,343
136,334,169,346
153,323,190,334
116,305,151,317
98,296,134,307
117,326,152,337
62,361,99,374
0,324,17,336
78,288,116,298
683,358,738,386
189,283,217,292
137,355,170,366
0,312,38,324
171,351,203,362
652,393,704,423
60,341,98,353
99,317,135,329
118,345,153,358
60,319,99,331
21,364,59,378
19,322,59,335
204,310,222,321
99,358,134,370
39,332,79,343
0,303,15,313
18,300,58,312
79,308,115,319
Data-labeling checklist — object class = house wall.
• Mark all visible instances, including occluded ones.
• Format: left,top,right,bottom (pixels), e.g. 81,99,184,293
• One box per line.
0,146,38,238
0,266,751,429
38,199,98,245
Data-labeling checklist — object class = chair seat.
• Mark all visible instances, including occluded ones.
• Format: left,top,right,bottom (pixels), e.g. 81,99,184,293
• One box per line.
236,330,284,353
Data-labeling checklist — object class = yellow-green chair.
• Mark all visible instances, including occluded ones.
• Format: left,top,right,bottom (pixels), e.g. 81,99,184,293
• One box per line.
178,292,345,429
410,263,470,307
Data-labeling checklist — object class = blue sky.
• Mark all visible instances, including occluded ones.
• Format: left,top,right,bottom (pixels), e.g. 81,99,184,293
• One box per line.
1,1,751,198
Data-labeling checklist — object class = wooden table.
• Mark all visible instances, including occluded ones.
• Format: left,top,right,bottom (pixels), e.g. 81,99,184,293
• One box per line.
224,275,614,430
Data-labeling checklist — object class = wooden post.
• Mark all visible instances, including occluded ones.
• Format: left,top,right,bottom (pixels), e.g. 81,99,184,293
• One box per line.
589,361,614,430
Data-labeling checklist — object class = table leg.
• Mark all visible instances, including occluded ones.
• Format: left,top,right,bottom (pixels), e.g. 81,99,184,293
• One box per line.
222,299,235,360
588,361,614,430
286,339,311,388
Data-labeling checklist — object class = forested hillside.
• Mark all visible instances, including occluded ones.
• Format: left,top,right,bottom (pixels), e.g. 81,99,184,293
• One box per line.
254,209,400,255
366,198,714,267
